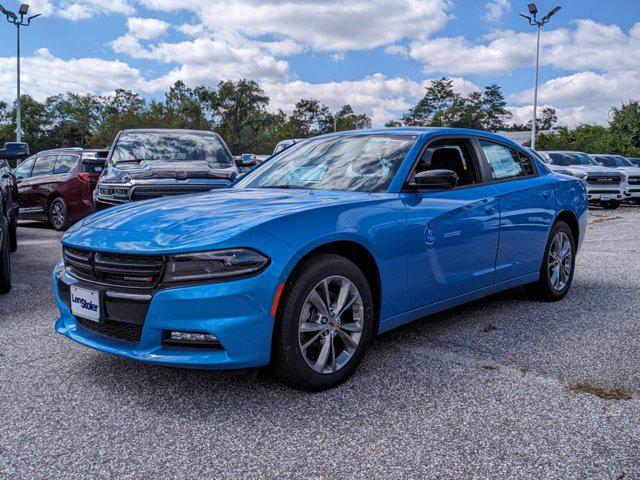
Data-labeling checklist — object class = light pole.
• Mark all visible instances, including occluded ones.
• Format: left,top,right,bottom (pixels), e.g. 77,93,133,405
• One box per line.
519,3,561,150
0,3,41,143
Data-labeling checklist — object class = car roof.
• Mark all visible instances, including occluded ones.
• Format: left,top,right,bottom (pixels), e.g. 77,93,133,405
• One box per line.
119,128,218,135
542,150,590,155
308,127,525,149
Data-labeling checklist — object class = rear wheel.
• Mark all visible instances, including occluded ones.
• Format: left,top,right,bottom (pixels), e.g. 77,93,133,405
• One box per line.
271,254,374,391
0,215,11,294
49,198,69,231
526,220,576,302
601,201,620,210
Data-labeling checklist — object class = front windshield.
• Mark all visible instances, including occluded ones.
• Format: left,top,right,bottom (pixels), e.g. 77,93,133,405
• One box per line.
111,131,233,166
596,155,633,167
548,152,597,167
237,134,416,192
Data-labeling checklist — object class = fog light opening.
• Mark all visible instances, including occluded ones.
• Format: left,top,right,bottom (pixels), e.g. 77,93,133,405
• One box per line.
162,331,223,349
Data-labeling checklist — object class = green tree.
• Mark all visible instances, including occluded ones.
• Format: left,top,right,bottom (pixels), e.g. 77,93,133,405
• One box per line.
481,83,511,131
287,98,334,137
609,101,640,155
334,105,372,131
89,89,148,148
402,77,458,127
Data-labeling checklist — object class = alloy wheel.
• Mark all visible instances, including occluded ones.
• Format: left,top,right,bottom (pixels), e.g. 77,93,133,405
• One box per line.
298,275,364,374
51,200,66,229
548,231,572,291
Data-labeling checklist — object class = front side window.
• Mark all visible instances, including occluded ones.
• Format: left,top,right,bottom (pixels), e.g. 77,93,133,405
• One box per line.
111,131,233,166
480,141,531,180
54,155,79,174
14,158,34,179
548,153,597,167
595,155,633,168
414,139,479,187
237,134,416,192
31,155,57,177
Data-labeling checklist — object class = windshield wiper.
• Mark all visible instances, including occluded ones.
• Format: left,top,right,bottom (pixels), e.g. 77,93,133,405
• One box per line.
262,185,294,189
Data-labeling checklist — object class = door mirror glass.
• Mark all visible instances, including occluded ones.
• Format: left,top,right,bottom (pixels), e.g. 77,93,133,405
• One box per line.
410,169,458,190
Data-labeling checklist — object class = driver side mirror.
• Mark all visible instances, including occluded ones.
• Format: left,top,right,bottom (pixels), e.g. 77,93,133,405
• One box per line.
409,169,459,190
235,153,257,170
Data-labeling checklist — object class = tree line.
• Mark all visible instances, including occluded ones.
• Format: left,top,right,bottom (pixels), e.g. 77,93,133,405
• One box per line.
2,76,640,157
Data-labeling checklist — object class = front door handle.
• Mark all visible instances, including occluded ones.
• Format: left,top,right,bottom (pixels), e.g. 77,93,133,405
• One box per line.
542,190,553,200
484,205,497,215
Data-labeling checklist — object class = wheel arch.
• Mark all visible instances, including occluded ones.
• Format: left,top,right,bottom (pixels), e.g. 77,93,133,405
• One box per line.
555,209,580,247
276,239,383,335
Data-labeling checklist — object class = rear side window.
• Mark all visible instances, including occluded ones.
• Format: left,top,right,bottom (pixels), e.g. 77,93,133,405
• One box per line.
31,155,57,177
480,141,535,181
54,155,79,174
14,158,34,179
81,161,105,174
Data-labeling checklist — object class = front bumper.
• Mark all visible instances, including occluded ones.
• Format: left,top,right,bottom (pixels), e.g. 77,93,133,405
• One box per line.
53,261,278,369
625,186,640,199
586,186,625,202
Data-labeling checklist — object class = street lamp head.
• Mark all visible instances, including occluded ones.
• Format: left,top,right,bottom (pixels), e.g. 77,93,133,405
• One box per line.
527,3,538,15
18,4,29,15
547,6,561,18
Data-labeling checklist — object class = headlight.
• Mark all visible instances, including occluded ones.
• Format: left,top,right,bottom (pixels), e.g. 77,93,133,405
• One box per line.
164,248,270,283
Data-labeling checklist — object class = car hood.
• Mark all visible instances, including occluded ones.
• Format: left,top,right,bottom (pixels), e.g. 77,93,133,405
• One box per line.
63,188,379,252
564,165,622,175
100,160,237,183
614,166,640,176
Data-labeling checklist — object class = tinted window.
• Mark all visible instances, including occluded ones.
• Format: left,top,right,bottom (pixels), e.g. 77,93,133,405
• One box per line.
595,155,633,167
480,141,531,180
238,134,416,192
81,160,105,174
54,155,79,174
415,140,479,187
14,158,35,179
31,156,57,177
112,131,233,166
548,152,596,167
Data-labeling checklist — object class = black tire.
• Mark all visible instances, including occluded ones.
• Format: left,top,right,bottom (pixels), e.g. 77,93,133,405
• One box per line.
0,215,11,294
49,198,69,231
601,201,620,210
8,211,17,252
271,253,374,391
526,220,576,302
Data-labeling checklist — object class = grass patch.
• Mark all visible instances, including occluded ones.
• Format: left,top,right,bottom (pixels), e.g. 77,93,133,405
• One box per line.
566,382,633,400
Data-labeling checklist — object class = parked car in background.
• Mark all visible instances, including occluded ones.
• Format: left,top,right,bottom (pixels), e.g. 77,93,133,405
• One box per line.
273,138,303,155
538,151,626,209
14,148,108,230
0,186,12,293
94,129,238,210
0,141,29,168
54,128,588,391
527,148,574,176
591,154,640,204
628,158,640,167
0,158,19,251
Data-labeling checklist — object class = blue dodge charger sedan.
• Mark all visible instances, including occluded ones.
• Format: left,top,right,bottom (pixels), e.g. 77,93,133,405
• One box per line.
54,128,588,391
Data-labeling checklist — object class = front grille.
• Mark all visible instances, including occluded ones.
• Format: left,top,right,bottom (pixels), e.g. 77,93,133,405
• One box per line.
64,247,164,288
130,184,225,201
77,317,143,343
629,176,640,185
587,175,621,185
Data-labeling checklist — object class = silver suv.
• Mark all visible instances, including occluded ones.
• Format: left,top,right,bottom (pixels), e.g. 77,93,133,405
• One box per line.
538,151,626,210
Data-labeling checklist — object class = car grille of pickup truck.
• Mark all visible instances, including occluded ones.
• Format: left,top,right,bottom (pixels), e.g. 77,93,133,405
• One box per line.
628,176,640,185
130,184,225,201
63,247,165,289
587,175,621,185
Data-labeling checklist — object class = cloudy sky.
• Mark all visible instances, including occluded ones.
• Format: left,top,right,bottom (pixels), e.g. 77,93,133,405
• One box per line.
0,0,639,127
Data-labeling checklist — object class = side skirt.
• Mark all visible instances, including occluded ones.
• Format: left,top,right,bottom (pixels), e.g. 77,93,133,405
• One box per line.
378,272,539,334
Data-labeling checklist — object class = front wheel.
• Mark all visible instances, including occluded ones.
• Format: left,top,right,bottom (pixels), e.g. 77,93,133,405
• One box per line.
526,220,576,302
600,201,620,210
271,254,374,391
0,216,11,294
49,198,69,231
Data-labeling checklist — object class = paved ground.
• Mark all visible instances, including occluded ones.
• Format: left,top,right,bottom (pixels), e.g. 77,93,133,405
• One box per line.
1,208,639,479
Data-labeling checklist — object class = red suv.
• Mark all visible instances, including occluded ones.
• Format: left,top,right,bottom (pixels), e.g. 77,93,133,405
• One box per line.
14,148,108,230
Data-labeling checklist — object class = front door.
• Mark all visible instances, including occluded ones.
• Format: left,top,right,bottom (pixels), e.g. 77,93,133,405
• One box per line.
403,138,500,311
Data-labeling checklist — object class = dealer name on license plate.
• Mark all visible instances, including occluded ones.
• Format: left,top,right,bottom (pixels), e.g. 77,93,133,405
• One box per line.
70,286,100,322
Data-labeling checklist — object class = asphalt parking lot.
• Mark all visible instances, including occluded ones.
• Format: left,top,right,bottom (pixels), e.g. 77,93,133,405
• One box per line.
1,208,640,479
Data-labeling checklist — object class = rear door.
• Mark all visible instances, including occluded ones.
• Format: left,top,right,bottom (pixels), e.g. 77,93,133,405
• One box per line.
28,155,58,214
476,140,556,282
14,157,36,211
403,136,500,310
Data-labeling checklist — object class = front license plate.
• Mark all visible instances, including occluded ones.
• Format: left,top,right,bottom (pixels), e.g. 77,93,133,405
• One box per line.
70,286,100,322
601,194,611,201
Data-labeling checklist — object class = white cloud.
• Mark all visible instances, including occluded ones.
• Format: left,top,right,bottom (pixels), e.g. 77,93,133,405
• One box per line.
398,20,640,76
127,17,170,40
0,49,145,101
139,0,453,52
485,0,511,24
57,0,135,20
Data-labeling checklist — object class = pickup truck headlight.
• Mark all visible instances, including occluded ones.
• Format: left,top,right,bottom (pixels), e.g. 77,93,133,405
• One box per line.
164,248,269,283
